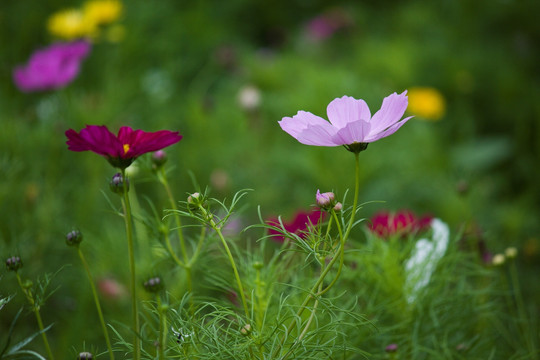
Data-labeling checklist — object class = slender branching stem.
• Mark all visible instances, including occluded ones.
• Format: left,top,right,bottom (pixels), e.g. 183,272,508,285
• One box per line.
198,204,250,319
121,169,140,360
15,272,55,360
77,247,115,360
275,152,361,358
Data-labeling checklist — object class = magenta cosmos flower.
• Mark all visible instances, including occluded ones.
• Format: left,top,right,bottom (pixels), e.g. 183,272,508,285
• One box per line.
369,210,432,239
66,125,182,169
13,40,91,92
279,91,412,153
268,209,325,243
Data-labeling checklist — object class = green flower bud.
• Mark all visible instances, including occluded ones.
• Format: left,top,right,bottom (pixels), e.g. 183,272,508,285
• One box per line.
143,276,164,293
109,172,129,194
6,256,23,272
66,230,83,247
78,352,93,360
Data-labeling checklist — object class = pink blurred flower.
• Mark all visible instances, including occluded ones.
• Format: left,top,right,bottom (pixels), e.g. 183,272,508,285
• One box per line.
13,40,91,92
279,92,412,152
304,9,350,42
369,210,432,239
268,209,324,243
98,277,127,300
66,125,182,169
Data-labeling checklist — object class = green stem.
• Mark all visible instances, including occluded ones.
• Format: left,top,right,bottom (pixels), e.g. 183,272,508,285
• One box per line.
157,296,167,360
77,247,115,360
275,152,361,358
199,205,250,319
121,169,140,360
509,259,537,358
15,273,55,360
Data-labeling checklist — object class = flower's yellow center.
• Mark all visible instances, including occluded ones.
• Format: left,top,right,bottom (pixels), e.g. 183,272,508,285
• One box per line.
123,144,130,155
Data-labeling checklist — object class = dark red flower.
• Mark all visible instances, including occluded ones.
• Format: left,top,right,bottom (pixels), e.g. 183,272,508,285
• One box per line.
66,125,182,169
268,209,324,243
369,210,432,239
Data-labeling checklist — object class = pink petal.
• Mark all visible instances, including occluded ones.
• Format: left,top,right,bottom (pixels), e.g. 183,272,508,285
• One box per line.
364,116,412,142
279,111,336,145
326,96,371,130
331,119,371,145
369,91,409,134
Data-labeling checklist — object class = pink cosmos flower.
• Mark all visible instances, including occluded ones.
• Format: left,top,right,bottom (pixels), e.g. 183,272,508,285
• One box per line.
13,40,91,92
369,210,432,239
268,209,324,243
66,125,182,169
279,91,412,153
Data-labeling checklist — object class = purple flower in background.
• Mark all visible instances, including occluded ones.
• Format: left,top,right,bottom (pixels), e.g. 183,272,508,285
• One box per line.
13,40,91,92
66,125,182,169
279,91,412,153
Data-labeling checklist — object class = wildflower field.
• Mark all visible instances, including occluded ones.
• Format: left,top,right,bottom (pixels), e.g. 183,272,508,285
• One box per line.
1,0,539,359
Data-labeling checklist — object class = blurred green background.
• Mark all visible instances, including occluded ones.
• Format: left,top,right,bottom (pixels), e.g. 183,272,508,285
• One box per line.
1,0,539,357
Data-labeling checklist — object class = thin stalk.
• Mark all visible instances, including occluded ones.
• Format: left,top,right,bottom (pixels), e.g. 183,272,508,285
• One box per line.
509,259,537,359
157,296,167,360
15,273,54,360
157,169,193,299
77,247,115,360
121,169,140,360
198,205,250,319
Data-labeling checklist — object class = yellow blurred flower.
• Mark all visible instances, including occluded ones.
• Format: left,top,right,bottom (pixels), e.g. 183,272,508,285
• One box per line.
47,8,97,40
407,87,446,121
83,0,123,26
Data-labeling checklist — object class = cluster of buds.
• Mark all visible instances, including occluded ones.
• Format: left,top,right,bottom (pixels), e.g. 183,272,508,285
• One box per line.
109,172,129,194
6,256,23,272
143,276,164,293
240,323,252,336
66,230,83,247
315,190,342,212
492,247,518,266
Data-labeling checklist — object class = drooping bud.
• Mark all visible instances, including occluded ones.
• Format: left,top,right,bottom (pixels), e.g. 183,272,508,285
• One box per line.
6,256,23,272
143,276,164,293
316,190,335,210
152,150,168,169
78,352,93,360
66,230,83,247
109,172,129,194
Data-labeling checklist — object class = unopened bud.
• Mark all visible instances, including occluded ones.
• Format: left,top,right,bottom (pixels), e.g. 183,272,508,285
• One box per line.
385,343,398,353
333,202,343,212
187,192,204,210
316,190,335,210
78,352,93,360
505,247,517,259
143,276,164,293
152,150,168,168
240,323,252,336
6,256,23,272
492,253,505,266
252,261,263,270
66,230,83,247
110,173,129,194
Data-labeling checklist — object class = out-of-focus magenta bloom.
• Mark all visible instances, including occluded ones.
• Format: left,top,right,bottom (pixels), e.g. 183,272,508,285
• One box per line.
13,40,91,92
369,210,432,239
66,125,182,169
279,92,412,153
268,209,324,243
